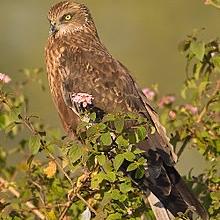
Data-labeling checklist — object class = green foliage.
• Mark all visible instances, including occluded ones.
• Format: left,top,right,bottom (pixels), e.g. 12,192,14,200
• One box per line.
204,0,220,9
0,33,219,220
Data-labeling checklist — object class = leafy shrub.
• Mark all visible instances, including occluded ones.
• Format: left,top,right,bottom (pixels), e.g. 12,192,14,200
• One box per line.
0,33,219,219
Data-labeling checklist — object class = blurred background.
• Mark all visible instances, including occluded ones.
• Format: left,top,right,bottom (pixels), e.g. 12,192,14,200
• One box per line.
0,0,219,173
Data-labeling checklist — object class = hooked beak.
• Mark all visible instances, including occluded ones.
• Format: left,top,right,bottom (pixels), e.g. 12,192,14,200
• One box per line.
49,22,58,35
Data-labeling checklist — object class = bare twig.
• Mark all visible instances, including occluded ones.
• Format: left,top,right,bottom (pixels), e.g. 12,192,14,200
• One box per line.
0,177,45,220
197,80,220,123
21,115,73,187
59,193,77,220
20,114,98,219
47,152,73,187
77,193,97,215
177,135,191,158
59,172,96,220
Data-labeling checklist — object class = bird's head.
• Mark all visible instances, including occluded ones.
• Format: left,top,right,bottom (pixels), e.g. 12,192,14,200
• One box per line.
47,1,97,37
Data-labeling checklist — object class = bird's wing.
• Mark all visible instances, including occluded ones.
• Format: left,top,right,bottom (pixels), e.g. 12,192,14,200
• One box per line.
60,44,177,165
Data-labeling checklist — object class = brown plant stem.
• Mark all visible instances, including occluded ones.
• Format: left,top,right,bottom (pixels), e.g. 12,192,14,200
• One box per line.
0,177,45,220
197,80,219,123
177,136,191,158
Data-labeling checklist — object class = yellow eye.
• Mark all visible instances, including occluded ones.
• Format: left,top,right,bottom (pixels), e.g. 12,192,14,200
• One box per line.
64,14,72,21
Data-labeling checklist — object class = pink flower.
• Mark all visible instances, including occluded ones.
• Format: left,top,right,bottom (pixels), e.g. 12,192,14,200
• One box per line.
142,88,156,101
0,73,11,84
204,0,211,5
158,95,175,108
169,110,176,120
184,104,198,115
71,93,94,108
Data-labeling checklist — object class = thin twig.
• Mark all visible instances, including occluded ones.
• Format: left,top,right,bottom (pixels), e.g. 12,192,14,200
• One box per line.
177,135,191,158
21,115,73,187
77,193,97,215
59,172,95,220
30,180,46,207
21,115,79,218
59,194,77,220
0,177,45,220
47,151,73,187
196,80,219,123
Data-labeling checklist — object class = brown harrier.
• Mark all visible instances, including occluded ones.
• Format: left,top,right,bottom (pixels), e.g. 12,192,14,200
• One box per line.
45,1,208,219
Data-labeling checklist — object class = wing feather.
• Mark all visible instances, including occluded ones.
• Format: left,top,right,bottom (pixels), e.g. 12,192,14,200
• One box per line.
60,43,177,165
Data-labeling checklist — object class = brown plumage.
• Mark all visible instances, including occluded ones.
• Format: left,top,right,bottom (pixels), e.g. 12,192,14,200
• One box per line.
45,1,208,219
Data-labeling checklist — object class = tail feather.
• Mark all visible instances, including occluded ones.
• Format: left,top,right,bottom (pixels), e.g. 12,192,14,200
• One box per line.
120,157,209,220
163,165,209,220
176,178,209,220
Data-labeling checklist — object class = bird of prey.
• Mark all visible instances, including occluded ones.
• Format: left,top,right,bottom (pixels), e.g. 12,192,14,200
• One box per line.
45,1,208,219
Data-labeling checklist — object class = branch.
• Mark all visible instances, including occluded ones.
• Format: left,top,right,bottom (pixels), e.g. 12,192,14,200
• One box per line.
59,172,97,220
20,115,73,187
77,193,97,215
196,80,220,123
177,135,191,158
59,194,76,220
0,177,45,220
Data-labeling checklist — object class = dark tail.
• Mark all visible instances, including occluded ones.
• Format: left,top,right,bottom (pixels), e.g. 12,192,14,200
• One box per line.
121,157,209,220
152,165,209,220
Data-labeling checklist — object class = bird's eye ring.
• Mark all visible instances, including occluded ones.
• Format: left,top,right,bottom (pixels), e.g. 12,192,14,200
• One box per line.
64,14,72,21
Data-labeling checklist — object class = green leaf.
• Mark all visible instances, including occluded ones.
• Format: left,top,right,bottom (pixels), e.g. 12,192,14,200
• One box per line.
91,172,105,189
135,167,145,179
123,152,135,162
106,213,122,220
69,145,83,163
4,121,17,134
119,182,133,193
89,112,97,121
86,126,97,138
133,148,145,154
198,81,209,96
97,154,106,167
114,117,124,133
97,154,112,173
9,107,21,121
111,189,121,200
113,154,124,171
190,41,205,61
105,172,116,182
29,136,41,155
116,135,129,147
137,157,146,165
97,123,107,131
181,86,187,99
194,63,202,80
46,210,57,220
111,189,127,202
136,126,147,141
12,217,22,220
212,55,220,70
127,163,138,172
103,114,115,122
0,114,5,129
100,132,112,146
